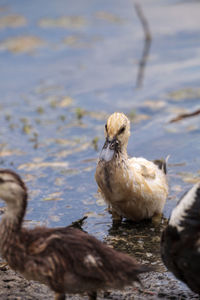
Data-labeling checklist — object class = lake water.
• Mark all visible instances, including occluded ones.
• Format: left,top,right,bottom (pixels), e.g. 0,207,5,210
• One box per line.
0,0,200,239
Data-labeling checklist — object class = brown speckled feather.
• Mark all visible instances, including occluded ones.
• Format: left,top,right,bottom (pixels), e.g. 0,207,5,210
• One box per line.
0,169,149,299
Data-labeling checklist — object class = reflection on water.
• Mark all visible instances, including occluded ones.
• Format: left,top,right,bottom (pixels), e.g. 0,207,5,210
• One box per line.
0,0,199,243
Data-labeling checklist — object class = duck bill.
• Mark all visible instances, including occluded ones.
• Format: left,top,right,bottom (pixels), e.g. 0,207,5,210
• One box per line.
99,140,115,162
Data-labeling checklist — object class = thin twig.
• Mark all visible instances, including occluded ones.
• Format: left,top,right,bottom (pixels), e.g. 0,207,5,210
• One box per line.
169,108,200,123
134,3,152,42
134,2,152,88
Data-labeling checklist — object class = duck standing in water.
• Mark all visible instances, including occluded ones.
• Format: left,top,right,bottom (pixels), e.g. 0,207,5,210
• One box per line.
161,182,200,294
95,112,168,226
0,169,149,300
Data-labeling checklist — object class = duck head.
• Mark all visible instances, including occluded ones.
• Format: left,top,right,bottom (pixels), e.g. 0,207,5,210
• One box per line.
99,112,130,162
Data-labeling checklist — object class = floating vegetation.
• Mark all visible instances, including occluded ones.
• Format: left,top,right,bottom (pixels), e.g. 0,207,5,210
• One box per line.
23,173,37,183
35,84,62,95
59,115,66,121
84,211,102,218
43,192,63,201
168,87,200,101
167,106,188,115
49,96,74,108
59,96,73,107
63,35,100,48
0,15,27,29
53,142,91,158
18,161,69,171
75,108,107,121
92,136,99,151
128,110,151,123
22,124,32,135
63,35,83,48
46,138,78,146
54,177,65,186
38,16,86,29
29,132,39,149
127,110,136,122
82,165,95,172
134,114,151,123
143,100,166,110
95,11,124,24
171,184,182,193
87,110,107,121
5,114,11,121
94,193,105,207
36,107,44,114
49,215,60,222
75,107,86,120
0,149,24,157
0,35,44,53
177,171,200,184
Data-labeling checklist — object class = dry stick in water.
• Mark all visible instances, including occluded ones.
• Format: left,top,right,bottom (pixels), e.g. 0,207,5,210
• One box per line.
169,108,200,123
134,2,152,88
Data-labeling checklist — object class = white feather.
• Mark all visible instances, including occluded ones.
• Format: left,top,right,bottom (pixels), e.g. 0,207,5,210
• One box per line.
169,183,200,232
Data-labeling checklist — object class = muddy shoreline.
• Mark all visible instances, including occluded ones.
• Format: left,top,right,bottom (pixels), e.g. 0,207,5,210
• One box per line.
0,220,199,300
0,259,198,300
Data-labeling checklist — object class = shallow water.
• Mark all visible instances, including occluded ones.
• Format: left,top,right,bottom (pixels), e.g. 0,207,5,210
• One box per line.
0,0,199,243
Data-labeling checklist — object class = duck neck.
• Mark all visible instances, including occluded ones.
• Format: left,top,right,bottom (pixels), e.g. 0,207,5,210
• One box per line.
0,193,27,255
115,145,128,162
5,194,27,229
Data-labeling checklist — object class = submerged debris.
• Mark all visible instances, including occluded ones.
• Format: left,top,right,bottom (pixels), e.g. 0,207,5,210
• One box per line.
169,108,200,123
0,15,27,29
0,36,44,53
18,161,69,170
95,11,124,24
38,16,86,29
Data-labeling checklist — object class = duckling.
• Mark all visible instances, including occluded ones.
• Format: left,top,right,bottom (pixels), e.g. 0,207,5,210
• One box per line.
161,182,200,294
95,112,168,226
0,169,150,300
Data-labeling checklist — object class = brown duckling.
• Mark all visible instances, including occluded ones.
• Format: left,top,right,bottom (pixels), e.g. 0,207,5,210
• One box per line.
0,169,149,300
95,112,168,226
161,182,200,294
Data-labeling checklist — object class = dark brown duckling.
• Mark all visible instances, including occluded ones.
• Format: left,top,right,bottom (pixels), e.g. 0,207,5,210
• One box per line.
0,169,149,300
161,182,200,294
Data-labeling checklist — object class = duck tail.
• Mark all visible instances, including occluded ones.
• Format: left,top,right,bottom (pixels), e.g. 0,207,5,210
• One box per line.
129,263,152,282
153,155,170,175
110,251,152,286
121,261,152,286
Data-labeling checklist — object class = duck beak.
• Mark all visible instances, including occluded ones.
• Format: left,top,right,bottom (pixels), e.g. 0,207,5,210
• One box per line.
99,138,117,162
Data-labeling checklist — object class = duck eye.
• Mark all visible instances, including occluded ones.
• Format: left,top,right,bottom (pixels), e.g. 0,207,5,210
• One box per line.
118,126,125,135
105,124,108,132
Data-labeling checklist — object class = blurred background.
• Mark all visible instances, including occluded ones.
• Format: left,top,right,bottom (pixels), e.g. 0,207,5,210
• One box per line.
0,0,200,239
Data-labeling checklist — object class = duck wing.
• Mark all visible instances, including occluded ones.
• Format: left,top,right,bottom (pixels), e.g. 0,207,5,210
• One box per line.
129,157,157,179
128,157,168,197
22,227,148,291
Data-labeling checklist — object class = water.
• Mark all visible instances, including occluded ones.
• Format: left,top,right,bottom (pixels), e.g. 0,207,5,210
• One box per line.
0,0,200,240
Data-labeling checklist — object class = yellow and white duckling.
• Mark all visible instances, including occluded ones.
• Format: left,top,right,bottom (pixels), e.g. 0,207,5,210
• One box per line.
95,112,168,226
0,169,150,300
